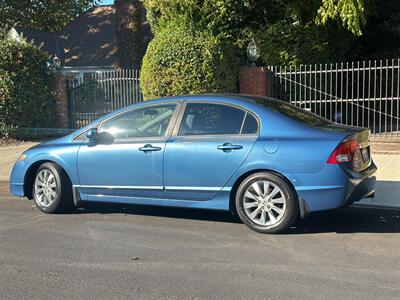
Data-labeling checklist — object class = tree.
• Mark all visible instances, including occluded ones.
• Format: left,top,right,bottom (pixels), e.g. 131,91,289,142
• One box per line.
115,0,143,69
142,0,369,66
143,0,367,37
0,0,100,32
316,0,365,36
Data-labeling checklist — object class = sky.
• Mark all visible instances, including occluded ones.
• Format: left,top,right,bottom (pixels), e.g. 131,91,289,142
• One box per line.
99,0,113,5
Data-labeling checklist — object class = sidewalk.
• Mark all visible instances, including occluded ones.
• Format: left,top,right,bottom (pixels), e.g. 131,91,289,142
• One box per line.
0,141,399,208
0,142,38,182
357,152,400,208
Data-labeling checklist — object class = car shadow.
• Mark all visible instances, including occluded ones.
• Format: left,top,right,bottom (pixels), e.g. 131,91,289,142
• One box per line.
75,202,242,224
287,206,400,234
74,202,400,234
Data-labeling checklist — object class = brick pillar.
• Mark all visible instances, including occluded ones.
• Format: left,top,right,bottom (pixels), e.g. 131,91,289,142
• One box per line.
239,66,269,96
54,73,69,128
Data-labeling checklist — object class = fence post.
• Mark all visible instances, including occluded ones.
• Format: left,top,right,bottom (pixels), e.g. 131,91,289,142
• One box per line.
239,66,270,96
54,72,69,128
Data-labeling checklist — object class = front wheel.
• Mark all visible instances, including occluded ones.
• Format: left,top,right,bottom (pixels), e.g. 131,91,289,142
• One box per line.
32,162,73,213
235,172,299,234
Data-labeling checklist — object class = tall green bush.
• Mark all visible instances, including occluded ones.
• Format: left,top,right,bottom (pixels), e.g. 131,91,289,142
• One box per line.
0,39,57,137
140,24,239,99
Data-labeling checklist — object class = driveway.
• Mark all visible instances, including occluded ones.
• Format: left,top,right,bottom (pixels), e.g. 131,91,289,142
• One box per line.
0,192,399,299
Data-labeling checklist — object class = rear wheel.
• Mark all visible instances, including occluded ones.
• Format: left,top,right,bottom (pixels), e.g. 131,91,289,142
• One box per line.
32,162,73,213
235,172,298,233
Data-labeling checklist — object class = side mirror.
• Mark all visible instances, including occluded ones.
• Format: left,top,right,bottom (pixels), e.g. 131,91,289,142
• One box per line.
86,128,98,139
86,128,114,146
95,131,114,145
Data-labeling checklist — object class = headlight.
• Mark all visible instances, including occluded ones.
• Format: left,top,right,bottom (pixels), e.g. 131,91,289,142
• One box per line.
17,153,27,161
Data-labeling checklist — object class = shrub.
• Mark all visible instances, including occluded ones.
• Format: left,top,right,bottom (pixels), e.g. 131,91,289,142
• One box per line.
140,24,239,99
0,38,57,138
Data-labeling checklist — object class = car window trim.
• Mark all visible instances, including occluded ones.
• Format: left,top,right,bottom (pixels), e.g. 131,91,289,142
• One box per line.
172,100,260,137
239,111,248,134
97,102,182,140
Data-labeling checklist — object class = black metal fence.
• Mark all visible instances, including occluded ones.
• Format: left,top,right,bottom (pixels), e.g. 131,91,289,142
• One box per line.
65,61,400,137
67,69,142,128
269,59,400,136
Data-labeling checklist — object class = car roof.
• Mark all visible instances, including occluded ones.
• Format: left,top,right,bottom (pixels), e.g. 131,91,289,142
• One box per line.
140,93,281,110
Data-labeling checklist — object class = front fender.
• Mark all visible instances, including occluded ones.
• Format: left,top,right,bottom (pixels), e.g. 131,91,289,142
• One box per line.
9,143,80,197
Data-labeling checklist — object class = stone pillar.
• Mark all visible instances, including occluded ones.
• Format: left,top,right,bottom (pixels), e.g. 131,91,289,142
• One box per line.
239,66,269,96
54,73,69,128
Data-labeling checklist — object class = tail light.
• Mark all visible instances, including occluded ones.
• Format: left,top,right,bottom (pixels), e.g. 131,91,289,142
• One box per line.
327,138,359,164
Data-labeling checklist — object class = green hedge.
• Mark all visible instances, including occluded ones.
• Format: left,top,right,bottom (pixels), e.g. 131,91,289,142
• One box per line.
140,24,239,99
0,39,57,138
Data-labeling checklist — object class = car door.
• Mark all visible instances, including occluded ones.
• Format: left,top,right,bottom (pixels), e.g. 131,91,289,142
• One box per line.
77,103,180,201
164,102,259,201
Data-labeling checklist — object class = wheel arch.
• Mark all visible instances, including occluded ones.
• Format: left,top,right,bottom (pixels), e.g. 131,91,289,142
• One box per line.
24,160,72,199
228,168,298,214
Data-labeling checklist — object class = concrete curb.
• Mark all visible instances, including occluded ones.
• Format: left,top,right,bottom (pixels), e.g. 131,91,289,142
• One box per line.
353,203,400,211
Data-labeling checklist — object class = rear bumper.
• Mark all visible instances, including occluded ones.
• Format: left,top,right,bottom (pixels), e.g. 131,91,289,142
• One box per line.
341,160,377,206
342,175,376,207
295,160,377,212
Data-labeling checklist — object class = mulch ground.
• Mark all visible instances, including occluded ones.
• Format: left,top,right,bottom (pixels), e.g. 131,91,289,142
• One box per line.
0,138,30,147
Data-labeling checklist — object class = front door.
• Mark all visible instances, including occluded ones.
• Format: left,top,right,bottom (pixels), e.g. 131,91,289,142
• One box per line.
164,102,259,201
77,103,179,201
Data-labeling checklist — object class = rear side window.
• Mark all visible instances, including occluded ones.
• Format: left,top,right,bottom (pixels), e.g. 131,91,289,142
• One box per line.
242,113,258,134
179,103,245,136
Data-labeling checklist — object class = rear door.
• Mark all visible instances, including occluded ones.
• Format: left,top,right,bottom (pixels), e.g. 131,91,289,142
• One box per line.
163,102,259,201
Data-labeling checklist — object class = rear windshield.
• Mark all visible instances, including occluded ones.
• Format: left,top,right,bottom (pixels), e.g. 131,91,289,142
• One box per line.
250,96,335,128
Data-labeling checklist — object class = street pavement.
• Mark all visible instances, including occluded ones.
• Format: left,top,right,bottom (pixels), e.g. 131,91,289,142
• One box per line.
0,192,400,299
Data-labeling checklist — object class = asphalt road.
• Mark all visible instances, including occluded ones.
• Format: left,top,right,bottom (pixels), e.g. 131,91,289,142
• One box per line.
1,193,400,300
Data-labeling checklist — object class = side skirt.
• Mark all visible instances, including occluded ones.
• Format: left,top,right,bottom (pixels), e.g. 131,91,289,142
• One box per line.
74,188,231,211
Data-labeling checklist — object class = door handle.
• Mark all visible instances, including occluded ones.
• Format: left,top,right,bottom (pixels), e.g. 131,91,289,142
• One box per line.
217,143,243,152
139,144,161,153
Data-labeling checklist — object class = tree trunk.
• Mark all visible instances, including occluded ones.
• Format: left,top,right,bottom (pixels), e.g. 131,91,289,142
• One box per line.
115,0,142,69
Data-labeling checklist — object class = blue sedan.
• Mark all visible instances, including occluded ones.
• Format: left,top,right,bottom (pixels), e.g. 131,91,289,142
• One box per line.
10,94,377,233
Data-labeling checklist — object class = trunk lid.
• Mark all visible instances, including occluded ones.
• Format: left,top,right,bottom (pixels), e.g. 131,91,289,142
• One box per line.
346,128,371,172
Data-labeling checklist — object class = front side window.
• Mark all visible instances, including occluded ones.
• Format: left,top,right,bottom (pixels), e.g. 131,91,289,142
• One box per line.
179,103,246,136
100,104,176,139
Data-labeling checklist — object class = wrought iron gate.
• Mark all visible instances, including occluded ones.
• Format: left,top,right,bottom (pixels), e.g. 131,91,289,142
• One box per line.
67,69,142,128
269,59,400,136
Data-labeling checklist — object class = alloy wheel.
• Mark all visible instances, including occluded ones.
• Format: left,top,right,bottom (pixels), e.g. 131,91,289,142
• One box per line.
34,169,58,208
243,180,287,227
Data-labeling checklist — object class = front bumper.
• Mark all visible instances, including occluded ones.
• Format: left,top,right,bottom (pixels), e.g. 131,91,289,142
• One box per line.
9,161,26,197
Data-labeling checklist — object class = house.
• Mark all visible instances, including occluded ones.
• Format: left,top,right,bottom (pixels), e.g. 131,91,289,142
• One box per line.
60,4,151,68
6,27,65,65
7,4,151,70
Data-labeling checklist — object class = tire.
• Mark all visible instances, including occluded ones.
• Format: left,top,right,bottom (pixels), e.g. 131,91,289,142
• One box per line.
235,172,299,234
32,162,73,214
